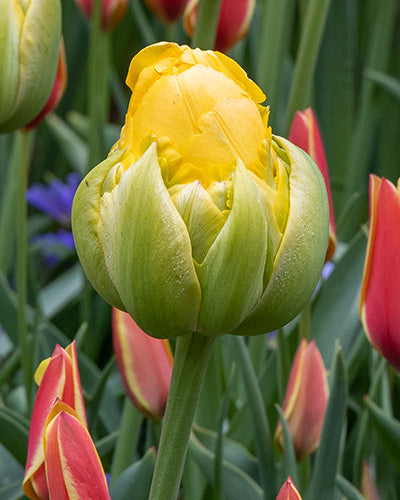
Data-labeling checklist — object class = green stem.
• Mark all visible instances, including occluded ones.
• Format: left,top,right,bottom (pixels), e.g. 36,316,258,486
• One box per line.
191,0,222,50
284,0,331,134
299,302,310,341
88,0,110,170
149,333,215,500
233,336,276,500
110,397,143,484
16,129,32,411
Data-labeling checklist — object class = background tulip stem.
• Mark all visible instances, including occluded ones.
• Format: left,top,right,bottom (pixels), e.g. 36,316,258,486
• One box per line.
16,129,33,411
299,302,311,341
233,336,276,500
110,397,143,484
191,0,222,50
149,333,215,500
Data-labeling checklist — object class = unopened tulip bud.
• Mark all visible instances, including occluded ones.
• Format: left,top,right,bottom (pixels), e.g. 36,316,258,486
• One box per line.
276,477,302,500
0,0,61,133
183,0,256,53
359,175,400,371
275,339,328,461
23,40,67,131
74,0,128,30
289,108,337,261
23,342,87,500
112,307,173,420
144,0,189,23
43,400,110,500
72,42,329,340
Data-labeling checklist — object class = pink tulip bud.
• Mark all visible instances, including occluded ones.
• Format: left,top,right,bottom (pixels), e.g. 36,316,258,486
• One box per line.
275,339,328,461
23,341,87,500
183,0,256,53
289,108,337,261
74,0,128,30
43,400,110,500
23,40,67,131
112,307,173,420
144,0,189,23
276,476,302,500
359,175,400,371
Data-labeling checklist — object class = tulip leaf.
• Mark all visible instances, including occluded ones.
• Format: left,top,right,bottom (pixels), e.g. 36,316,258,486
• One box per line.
336,474,365,500
274,405,299,487
189,431,263,500
365,397,400,473
109,447,156,500
305,347,347,500
192,425,259,482
0,407,29,465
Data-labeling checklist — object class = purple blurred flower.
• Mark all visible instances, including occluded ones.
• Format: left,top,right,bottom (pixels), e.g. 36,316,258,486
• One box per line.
26,173,81,226
27,173,81,266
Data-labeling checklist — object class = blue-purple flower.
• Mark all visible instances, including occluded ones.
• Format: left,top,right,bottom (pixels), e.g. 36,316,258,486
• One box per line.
27,173,80,265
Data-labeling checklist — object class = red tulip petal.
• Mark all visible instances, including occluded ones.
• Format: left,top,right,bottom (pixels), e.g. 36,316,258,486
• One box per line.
276,477,302,500
360,175,400,370
112,308,172,420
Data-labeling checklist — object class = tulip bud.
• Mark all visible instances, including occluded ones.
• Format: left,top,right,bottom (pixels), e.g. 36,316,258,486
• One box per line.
183,0,255,53
23,40,67,131
43,400,110,500
72,42,329,340
0,0,61,133
275,339,328,461
359,175,400,371
289,108,337,261
144,0,189,23
276,477,302,500
112,307,173,420
23,341,87,500
74,0,128,31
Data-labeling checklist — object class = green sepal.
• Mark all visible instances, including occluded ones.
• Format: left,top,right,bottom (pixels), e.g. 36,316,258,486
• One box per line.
98,143,201,338
0,0,61,133
233,136,329,335
195,160,268,336
72,149,127,311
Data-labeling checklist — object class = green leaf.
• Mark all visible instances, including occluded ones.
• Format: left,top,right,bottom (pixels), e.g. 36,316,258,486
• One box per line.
365,397,400,473
0,443,24,499
275,405,299,486
189,432,263,500
109,448,156,500
305,347,347,500
365,69,400,103
0,406,29,465
336,475,365,500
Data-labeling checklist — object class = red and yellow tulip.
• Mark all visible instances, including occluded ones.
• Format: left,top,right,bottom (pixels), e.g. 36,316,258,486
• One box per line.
275,339,328,461
74,0,128,30
183,0,256,53
112,307,173,420
23,341,87,500
43,400,110,500
359,175,400,371
144,0,189,23
276,476,302,500
289,108,337,261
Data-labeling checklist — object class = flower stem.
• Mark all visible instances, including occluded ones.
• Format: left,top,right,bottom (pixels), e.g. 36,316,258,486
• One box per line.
191,0,222,50
16,129,32,411
149,332,215,500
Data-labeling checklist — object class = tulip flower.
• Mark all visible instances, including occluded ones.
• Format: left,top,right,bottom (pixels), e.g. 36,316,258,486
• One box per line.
144,0,189,23
0,0,61,133
361,460,381,500
23,40,67,131
74,0,128,30
43,400,110,500
72,42,329,340
112,307,173,420
275,339,328,461
359,175,400,371
289,108,337,261
276,477,302,500
23,341,87,500
183,0,256,53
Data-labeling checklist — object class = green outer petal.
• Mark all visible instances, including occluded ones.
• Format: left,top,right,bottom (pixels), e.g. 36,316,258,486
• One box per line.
72,149,127,311
195,160,268,336
0,0,61,133
232,136,329,335
98,143,201,339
